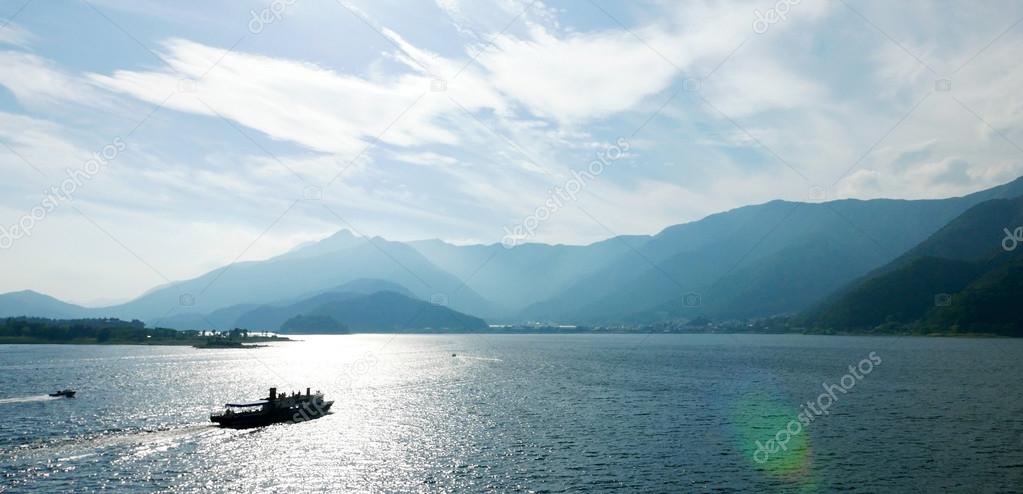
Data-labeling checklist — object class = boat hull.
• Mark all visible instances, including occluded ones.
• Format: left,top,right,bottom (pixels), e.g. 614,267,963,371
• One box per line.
211,400,333,429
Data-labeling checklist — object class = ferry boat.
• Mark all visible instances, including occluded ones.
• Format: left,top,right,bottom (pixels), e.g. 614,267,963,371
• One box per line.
210,387,333,428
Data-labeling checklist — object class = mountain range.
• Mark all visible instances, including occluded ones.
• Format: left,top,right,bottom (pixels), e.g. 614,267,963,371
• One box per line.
806,195,1023,335
3,176,1023,333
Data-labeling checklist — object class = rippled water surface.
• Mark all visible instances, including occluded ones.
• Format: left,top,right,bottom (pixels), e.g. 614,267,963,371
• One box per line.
2,334,1022,492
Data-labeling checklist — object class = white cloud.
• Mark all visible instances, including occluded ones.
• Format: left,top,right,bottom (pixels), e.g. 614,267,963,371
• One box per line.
701,56,829,118
0,51,110,107
393,151,458,167
0,111,90,182
89,38,506,157
472,1,767,124
0,23,33,47
478,25,682,123
434,0,559,38
831,17,1023,200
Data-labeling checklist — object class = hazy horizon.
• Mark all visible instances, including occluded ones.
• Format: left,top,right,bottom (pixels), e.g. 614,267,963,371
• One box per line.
6,171,1014,306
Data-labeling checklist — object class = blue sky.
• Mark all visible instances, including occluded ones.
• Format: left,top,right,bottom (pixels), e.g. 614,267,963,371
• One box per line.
1,0,1023,304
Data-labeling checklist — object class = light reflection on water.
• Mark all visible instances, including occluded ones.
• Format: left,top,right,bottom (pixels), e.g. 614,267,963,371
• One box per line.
1,334,1022,492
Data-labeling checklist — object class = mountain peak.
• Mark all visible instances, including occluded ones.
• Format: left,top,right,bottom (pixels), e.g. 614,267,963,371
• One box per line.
327,229,358,240
3,289,50,299
279,229,366,260
0,289,88,319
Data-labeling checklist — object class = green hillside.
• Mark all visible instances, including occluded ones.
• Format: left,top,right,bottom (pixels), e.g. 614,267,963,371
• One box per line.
807,196,1023,335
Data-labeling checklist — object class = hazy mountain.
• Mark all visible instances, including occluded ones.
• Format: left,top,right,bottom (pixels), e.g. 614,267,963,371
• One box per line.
235,291,365,330
304,278,415,299
260,290,487,333
150,303,261,331
3,176,1023,329
152,279,416,330
408,237,643,316
276,229,368,260
523,176,1023,323
872,195,1023,270
0,290,92,319
158,274,487,332
307,291,488,332
280,314,349,334
808,196,1023,334
97,232,498,322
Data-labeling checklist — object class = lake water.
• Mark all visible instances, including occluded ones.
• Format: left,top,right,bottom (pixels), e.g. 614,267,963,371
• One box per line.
1,334,1021,492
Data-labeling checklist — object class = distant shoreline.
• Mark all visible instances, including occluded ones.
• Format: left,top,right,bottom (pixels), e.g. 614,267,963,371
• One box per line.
1,331,1014,345
0,336,291,347
340,328,1015,338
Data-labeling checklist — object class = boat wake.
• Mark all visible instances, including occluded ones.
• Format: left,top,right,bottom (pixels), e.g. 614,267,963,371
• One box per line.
4,424,224,463
457,356,503,362
119,424,225,461
0,394,59,404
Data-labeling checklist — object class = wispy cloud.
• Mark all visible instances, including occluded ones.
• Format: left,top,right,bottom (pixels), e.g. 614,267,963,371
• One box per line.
0,22,33,47
0,51,111,107
89,38,485,156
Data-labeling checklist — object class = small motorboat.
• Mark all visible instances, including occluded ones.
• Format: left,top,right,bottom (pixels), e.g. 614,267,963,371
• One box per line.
49,389,76,398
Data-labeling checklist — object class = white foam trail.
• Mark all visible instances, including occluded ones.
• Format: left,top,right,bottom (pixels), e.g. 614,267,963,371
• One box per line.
456,356,503,362
5,424,223,464
0,395,58,404
122,425,222,461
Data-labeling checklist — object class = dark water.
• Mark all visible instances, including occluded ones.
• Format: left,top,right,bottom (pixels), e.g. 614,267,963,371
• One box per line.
1,334,1021,493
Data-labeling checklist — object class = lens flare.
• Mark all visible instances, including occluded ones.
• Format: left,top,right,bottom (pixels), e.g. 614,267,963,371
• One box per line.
732,391,816,488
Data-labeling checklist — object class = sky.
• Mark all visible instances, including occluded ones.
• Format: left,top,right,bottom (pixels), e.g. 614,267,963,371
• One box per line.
1,0,1023,305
